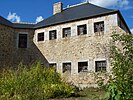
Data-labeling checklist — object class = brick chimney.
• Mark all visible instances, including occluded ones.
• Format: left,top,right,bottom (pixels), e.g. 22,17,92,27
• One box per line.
53,2,63,15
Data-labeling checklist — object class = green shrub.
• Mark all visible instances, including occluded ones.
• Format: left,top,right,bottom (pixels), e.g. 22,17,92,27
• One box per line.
0,62,77,100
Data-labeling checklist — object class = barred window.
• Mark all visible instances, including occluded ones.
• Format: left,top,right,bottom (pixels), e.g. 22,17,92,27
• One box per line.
63,62,71,73
18,34,27,48
94,21,104,33
95,61,106,72
49,30,57,40
78,62,88,73
38,32,44,41
77,24,87,35
63,27,71,38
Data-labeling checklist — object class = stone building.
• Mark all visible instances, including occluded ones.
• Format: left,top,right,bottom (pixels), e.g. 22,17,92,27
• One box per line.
0,2,130,86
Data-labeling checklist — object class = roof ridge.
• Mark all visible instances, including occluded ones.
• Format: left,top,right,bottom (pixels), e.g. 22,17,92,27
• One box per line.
63,2,88,10
13,22,35,25
63,2,114,11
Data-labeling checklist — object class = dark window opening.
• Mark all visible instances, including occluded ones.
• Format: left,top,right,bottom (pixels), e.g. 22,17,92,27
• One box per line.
63,62,71,73
49,30,57,40
49,63,56,67
18,34,27,48
77,24,87,35
49,63,57,71
38,32,44,41
63,27,71,38
94,21,104,33
78,61,88,73
95,61,106,72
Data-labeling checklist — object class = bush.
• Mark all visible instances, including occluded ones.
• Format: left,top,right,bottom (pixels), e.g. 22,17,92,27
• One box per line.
0,62,77,100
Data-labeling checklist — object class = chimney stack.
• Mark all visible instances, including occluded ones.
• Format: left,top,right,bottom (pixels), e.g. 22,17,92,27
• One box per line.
53,2,63,15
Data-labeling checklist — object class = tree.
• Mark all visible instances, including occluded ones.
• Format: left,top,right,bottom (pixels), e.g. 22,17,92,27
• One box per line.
105,33,133,100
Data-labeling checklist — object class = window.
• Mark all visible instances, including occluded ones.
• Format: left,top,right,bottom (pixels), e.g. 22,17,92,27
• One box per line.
38,32,44,41
49,30,57,40
63,62,71,73
95,61,106,72
77,24,87,35
49,63,57,71
78,61,88,73
63,27,71,38
18,34,27,48
49,63,56,67
94,21,104,33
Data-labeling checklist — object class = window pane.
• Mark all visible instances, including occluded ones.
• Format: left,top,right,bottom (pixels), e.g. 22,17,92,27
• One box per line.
18,34,27,48
77,24,87,35
78,62,88,73
63,27,71,38
95,61,106,72
49,30,57,40
38,32,44,41
94,21,104,33
63,63,71,73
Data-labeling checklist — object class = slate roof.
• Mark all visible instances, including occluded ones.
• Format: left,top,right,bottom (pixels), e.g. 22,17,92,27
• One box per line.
0,16,13,27
0,2,130,33
0,16,35,29
35,3,116,28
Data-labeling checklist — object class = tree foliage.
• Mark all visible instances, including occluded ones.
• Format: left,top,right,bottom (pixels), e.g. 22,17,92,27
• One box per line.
105,33,133,100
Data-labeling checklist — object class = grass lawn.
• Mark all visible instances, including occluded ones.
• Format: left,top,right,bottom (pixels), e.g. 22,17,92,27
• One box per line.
52,88,105,100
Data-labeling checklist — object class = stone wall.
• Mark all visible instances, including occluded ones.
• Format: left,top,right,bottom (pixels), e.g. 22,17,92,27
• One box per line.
0,24,14,67
33,14,119,85
12,28,49,66
34,14,118,73
0,24,49,67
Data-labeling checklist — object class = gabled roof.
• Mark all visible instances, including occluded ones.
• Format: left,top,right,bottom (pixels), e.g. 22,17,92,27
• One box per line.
35,3,116,28
0,2,130,33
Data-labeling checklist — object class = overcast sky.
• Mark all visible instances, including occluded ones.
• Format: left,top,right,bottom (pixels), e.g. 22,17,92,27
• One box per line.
0,0,133,33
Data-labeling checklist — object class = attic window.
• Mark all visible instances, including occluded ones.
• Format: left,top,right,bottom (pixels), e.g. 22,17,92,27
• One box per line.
95,61,106,72
78,61,88,73
77,24,87,35
63,62,71,73
18,34,28,48
63,27,71,38
49,30,57,40
94,21,104,33
38,32,44,41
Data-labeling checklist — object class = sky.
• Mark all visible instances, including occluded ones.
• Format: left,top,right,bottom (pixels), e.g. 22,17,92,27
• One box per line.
0,0,133,33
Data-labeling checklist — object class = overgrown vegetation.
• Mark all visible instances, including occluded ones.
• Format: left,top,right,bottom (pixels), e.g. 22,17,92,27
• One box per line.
105,33,133,100
54,88,105,100
0,63,77,100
